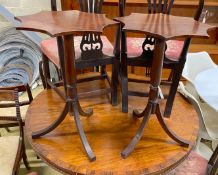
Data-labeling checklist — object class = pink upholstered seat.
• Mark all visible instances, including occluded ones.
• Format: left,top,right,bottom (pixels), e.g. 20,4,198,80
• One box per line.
169,151,208,175
126,37,184,61
40,36,114,69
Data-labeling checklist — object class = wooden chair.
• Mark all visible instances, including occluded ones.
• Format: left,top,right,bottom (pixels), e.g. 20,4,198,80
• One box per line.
0,84,33,131
0,89,30,175
39,0,119,105
168,145,218,174
119,0,204,114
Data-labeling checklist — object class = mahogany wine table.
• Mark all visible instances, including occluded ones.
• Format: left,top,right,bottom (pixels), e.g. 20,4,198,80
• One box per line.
114,13,214,158
16,10,118,161
25,77,199,175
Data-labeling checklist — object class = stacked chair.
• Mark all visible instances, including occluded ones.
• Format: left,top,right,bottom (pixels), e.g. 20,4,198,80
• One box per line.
180,52,218,151
0,87,31,175
0,84,33,131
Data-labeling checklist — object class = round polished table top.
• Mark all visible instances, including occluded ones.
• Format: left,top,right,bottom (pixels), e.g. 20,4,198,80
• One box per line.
25,78,199,175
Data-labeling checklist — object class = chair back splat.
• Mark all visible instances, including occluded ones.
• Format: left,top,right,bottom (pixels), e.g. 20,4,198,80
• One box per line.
79,0,104,60
120,0,175,65
0,88,30,174
51,0,57,11
147,0,174,14
50,0,66,88
79,0,103,13
50,0,106,62
146,0,174,61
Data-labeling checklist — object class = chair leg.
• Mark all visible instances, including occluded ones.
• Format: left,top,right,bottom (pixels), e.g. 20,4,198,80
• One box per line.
164,66,184,117
111,59,118,106
72,103,96,161
55,66,62,81
131,66,134,74
121,53,128,113
100,65,107,76
21,134,30,170
22,148,30,170
208,144,218,175
168,70,174,81
39,61,46,89
5,127,11,132
42,53,51,89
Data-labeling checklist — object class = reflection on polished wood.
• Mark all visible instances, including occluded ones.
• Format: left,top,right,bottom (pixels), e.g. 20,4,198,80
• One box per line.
115,13,214,40
16,10,117,37
25,76,199,175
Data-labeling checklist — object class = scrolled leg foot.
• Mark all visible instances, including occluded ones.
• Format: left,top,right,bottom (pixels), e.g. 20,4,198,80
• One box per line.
22,152,30,170
32,103,68,139
133,109,145,118
78,103,93,117
72,103,96,161
156,104,189,147
121,104,152,158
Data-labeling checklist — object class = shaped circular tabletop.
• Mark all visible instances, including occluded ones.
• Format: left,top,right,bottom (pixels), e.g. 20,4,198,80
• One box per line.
114,13,216,40
15,10,118,37
25,78,199,175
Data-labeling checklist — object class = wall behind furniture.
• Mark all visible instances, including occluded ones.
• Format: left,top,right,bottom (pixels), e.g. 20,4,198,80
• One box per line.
0,0,62,25
0,0,50,16
0,0,62,37
0,0,56,85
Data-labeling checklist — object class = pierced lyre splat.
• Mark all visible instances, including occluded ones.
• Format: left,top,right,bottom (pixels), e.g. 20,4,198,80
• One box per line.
80,33,103,59
147,0,174,14
142,0,174,54
79,0,103,13
78,0,104,60
141,36,156,59
142,0,174,76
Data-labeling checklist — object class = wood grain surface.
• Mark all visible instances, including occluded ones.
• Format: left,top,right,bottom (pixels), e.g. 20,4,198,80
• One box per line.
25,76,199,175
114,13,215,40
16,10,118,37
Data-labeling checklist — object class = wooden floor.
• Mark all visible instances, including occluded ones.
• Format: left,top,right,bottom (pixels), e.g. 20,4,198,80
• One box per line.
25,76,199,175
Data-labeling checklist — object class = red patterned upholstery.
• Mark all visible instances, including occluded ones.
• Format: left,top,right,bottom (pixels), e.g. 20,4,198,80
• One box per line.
169,151,208,175
40,36,114,69
126,37,184,61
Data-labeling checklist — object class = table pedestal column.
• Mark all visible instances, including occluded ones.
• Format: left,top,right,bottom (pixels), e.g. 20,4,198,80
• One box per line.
121,38,189,158
31,35,96,161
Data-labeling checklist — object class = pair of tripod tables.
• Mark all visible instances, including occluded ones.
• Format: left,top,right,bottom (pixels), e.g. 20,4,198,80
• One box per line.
17,10,214,174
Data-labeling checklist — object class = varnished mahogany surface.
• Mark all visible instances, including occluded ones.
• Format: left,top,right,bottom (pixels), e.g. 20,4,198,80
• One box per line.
25,77,199,175
115,13,214,40
16,10,117,37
